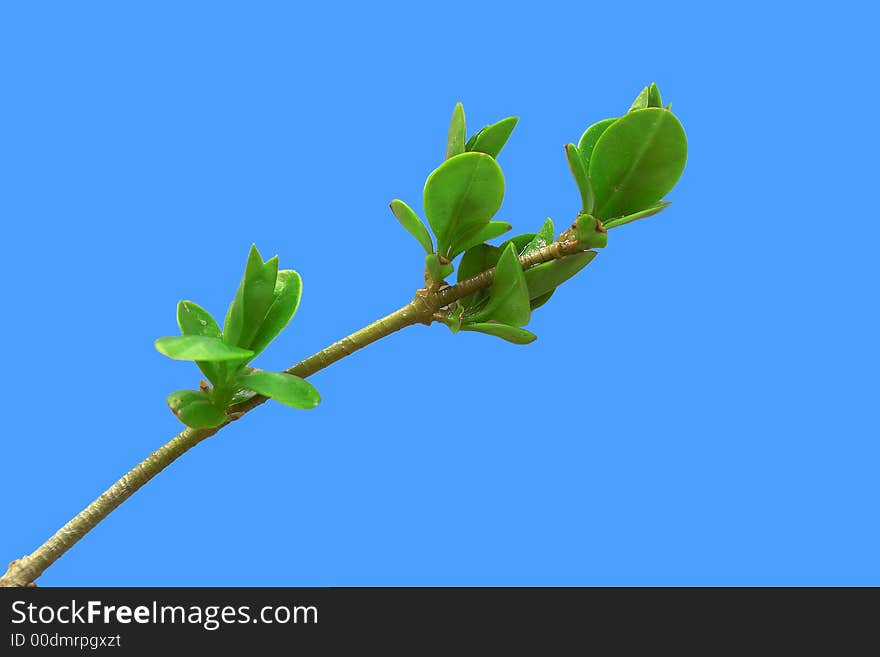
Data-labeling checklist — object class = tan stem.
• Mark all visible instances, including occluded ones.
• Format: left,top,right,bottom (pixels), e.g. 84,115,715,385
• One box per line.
0,238,589,587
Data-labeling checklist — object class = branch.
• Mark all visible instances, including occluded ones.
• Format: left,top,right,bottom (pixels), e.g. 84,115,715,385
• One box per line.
0,237,587,587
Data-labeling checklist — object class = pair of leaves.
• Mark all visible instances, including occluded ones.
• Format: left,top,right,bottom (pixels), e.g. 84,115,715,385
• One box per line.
568,83,687,227
166,369,319,429
447,102,519,161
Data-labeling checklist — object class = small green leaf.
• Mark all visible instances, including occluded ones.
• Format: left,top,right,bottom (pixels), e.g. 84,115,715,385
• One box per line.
452,221,512,255
425,253,453,284
423,152,505,259
223,245,280,349
457,244,501,310
445,102,466,160
575,214,608,249
522,218,554,255
524,251,597,301
468,243,530,326
177,301,221,338
249,269,303,356
647,82,663,108
176,300,223,384
565,143,594,214
577,117,617,169
603,201,672,229
167,389,227,429
238,369,321,410
499,233,537,256
441,305,466,334
390,199,433,254
460,323,537,345
589,108,687,221
155,335,254,362
465,116,518,158
628,84,651,112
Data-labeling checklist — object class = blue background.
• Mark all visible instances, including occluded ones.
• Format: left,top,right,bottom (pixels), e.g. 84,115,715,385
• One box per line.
1,2,877,586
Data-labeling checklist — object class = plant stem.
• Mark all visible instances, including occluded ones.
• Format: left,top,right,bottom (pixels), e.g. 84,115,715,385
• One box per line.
0,238,586,587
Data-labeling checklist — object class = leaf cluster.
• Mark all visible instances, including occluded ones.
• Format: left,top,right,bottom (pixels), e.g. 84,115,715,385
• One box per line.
155,245,320,428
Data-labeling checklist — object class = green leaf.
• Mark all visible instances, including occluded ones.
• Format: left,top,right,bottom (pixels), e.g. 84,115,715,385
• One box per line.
628,84,651,112
468,243,530,326
176,300,223,383
603,201,672,229
575,213,608,248
155,335,254,362
589,108,687,221
441,305,466,334
577,117,617,169
452,220,511,255
524,251,597,301
522,218,554,255
389,199,433,254
647,82,663,108
167,389,227,429
460,323,537,345
465,116,518,158
423,152,505,259
457,244,501,310
249,269,303,356
425,253,453,284
177,300,221,338
499,233,537,256
223,245,280,349
565,143,594,214
238,369,321,410
445,102,466,160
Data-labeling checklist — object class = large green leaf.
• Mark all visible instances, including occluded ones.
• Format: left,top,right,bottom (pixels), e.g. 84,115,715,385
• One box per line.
577,117,617,169
565,143,594,214
457,243,501,310
167,389,227,429
589,108,687,221
390,199,434,254
223,245,280,349
452,220,511,255
238,369,320,410
603,201,671,229
176,300,223,384
523,251,596,301
467,243,530,326
460,322,536,345
465,116,518,158
423,152,505,259
155,335,254,362
445,102,466,159
249,269,303,356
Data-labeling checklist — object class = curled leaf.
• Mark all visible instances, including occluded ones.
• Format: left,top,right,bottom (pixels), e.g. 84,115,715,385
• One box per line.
167,389,226,429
